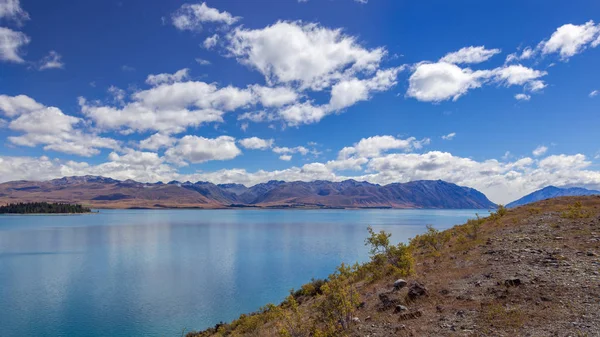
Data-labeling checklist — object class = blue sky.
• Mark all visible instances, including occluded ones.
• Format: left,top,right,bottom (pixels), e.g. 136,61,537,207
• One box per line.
0,0,599,203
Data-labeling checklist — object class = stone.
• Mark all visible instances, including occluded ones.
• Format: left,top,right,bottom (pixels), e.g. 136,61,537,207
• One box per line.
394,305,408,313
504,277,521,287
394,279,408,290
352,317,360,323
407,281,429,300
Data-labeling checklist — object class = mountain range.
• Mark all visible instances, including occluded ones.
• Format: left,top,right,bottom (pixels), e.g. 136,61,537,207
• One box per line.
506,186,600,208
0,176,496,209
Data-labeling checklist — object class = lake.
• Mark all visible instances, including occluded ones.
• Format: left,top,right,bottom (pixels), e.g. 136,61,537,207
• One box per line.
0,209,481,336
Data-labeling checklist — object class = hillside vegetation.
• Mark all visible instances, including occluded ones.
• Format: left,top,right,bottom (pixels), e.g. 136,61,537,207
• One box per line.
186,196,600,336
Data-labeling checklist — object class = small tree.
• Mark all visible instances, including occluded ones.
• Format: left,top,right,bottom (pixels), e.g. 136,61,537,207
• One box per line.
365,226,391,255
316,263,361,331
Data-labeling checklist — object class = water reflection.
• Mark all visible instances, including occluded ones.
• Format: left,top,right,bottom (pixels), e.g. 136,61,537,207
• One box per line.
0,209,478,336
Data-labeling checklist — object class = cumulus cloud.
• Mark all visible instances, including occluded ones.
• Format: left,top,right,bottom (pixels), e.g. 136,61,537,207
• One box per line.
440,46,501,64
226,21,386,90
590,90,599,98
238,137,274,150
139,133,176,151
79,80,257,133
532,145,548,157
165,135,241,165
108,149,164,167
0,94,44,117
250,85,299,107
273,146,310,156
0,27,30,63
338,135,430,160
407,62,492,102
171,2,240,31
407,62,546,102
7,106,119,157
279,155,292,161
540,21,600,60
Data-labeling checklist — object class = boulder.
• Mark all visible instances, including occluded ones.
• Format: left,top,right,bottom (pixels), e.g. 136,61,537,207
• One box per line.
407,281,429,300
394,279,408,290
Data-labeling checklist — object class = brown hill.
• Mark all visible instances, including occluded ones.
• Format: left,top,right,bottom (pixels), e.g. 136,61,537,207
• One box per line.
0,176,496,209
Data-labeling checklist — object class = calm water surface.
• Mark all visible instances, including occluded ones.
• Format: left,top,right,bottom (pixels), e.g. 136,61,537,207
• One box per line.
0,209,481,336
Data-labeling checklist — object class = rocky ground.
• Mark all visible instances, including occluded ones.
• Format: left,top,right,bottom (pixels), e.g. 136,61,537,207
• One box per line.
189,196,600,337
350,196,600,336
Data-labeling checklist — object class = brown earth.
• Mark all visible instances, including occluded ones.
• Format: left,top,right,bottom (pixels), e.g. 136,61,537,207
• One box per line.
188,196,600,336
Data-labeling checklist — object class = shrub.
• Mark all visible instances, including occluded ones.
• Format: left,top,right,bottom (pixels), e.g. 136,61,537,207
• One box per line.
410,225,451,256
315,263,361,331
364,226,414,280
561,201,593,219
277,296,309,337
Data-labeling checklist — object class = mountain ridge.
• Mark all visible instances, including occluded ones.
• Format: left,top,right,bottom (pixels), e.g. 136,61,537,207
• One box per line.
506,185,600,208
0,176,496,209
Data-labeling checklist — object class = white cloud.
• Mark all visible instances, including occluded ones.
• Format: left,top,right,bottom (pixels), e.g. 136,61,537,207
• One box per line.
279,155,292,161
226,21,386,90
0,0,29,25
407,62,492,102
532,145,548,157
9,106,79,135
238,110,276,123
0,94,44,117
7,105,120,157
515,93,531,101
590,90,599,98
407,62,546,102
339,135,430,159
277,102,326,126
171,2,240,31
107,86,126,105
493,64,547,87
80,80,257,133
195,58,211,65
238,137,274,150
328,67,403,110
250,85,298,107
146,68,190,86
203,34,219,49
39,51,64,70
0,27,30,63
440,46,501,64
273,146,309,156
108,149,163,167
164,135,241,165
541,21,600,59
139,133,176,151
441,132,456,140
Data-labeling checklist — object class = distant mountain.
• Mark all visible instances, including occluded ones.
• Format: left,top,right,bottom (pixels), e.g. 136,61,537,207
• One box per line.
506,186,600,208
0,176,496,209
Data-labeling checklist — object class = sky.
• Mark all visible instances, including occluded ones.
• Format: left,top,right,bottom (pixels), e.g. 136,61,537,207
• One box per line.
0,0,599,204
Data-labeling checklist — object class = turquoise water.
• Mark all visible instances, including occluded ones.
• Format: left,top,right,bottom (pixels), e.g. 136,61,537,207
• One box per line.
0,209,480,336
